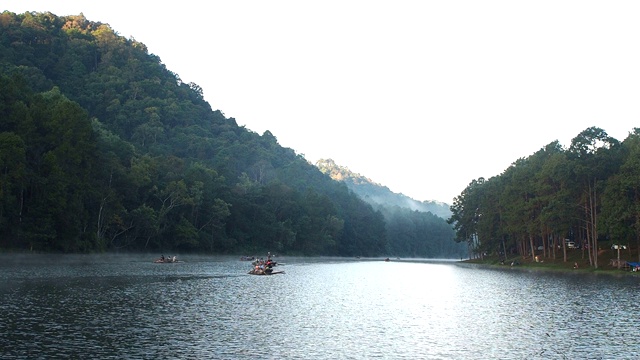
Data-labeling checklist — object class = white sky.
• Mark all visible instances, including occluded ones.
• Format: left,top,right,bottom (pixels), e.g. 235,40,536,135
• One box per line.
4,1,640,204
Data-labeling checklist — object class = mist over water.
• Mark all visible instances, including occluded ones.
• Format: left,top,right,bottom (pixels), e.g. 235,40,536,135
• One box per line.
1,254,638,359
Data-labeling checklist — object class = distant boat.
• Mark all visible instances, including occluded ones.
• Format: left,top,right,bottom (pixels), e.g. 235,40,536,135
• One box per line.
154,256,181,263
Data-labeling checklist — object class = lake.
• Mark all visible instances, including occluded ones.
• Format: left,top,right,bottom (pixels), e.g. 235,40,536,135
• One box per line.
0,254,638,359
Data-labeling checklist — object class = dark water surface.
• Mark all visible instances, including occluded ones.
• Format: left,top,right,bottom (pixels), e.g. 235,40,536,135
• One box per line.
0,254,638,359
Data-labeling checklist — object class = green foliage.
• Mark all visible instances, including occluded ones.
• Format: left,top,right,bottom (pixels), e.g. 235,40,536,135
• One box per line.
449,128,639,266
0,11,401,257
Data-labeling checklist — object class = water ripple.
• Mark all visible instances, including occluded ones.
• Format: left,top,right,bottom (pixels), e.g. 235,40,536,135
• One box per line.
1,256,639,359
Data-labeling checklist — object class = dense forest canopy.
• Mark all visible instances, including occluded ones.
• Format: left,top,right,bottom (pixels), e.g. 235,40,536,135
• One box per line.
448,127,640,268
0,11,466,258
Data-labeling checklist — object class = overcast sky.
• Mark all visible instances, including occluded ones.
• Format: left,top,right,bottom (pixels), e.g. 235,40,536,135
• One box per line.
4,1,640,204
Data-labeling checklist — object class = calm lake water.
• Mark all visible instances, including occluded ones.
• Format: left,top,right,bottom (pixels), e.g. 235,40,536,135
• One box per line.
0,254,638,359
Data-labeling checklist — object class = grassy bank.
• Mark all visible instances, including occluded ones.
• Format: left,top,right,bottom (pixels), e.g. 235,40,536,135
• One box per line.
465,247,640,276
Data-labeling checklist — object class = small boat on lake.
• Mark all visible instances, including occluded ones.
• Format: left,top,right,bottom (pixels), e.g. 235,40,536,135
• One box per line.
248,254,283,275
154,255,181,263
248,268,285,275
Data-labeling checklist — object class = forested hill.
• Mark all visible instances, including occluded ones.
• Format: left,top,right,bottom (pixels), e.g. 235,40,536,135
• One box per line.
317,159,466,258
316,159,451,219
0,11,467,259
0,11,390,256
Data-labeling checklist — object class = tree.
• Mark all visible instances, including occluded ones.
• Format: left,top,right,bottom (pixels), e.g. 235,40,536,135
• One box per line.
449,178,485,258
0,132,26,247
568,127,621,268
535,146,575,260
602,129,640,262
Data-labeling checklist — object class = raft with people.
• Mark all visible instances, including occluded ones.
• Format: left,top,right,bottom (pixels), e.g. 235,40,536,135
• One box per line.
248,252,283,275
248,267,285,275
154,255,181,263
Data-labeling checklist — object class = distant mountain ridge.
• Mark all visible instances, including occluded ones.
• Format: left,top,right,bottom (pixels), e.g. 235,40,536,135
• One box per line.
316,159,451,219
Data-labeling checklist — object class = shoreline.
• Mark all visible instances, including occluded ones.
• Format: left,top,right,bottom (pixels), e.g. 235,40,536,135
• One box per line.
458,257,640,278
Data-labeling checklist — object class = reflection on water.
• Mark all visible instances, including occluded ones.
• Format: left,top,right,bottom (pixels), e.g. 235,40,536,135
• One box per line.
0,255,639,359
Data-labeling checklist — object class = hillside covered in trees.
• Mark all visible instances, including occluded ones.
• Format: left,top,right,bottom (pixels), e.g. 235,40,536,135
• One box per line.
448,127,640,268
0,11,466,258
317,159,464,258
316,159,451,219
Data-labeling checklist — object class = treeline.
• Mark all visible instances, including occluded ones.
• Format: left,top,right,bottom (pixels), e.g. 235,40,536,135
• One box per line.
316,159,465,258
0,11,393,256
379,205,463,258
448,127,640,267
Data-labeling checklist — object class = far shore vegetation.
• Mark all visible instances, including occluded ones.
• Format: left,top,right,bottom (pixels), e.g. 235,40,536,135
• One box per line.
464,243,640,276
448,127,640,272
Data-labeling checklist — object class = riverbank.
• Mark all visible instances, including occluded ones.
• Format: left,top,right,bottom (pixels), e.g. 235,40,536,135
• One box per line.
463,248,640,277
